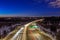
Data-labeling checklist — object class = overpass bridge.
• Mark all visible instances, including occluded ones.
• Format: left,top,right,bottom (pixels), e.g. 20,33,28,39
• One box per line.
3,19,55,40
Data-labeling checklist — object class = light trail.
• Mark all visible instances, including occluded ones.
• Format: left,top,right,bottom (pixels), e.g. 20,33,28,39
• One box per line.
11,27,24,40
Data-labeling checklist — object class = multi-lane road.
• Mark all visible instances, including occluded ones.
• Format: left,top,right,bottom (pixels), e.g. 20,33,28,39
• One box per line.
27,28,52,40
3,19,54,40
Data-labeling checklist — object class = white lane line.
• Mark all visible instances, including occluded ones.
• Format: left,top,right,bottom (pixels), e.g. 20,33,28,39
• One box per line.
11,27,24,40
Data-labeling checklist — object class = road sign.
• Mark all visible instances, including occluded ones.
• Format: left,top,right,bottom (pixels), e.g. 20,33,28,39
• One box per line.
29,25,38,29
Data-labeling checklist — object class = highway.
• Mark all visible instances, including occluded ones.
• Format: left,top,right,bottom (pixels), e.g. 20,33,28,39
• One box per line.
27,28,52,40
3,19,54,40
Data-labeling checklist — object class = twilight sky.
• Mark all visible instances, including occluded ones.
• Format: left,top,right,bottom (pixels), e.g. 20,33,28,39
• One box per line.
0,0,60,16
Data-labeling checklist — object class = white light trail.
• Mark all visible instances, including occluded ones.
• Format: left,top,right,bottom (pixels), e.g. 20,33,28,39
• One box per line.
11,27,24,40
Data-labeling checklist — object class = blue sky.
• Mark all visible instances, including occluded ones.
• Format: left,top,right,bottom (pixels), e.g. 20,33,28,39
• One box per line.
0,0,60,16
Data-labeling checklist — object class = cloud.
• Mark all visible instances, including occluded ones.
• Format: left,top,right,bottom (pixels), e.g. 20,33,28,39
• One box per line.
32,0,60,8
48,0,60,8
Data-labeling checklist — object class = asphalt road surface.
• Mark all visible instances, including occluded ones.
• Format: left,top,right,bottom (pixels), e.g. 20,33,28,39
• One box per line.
27,27,52,40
